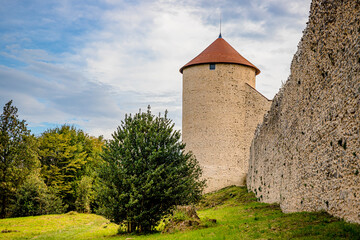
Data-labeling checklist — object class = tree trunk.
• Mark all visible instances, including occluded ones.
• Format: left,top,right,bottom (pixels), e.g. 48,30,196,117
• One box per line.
0,194,6,218
127,221,137,233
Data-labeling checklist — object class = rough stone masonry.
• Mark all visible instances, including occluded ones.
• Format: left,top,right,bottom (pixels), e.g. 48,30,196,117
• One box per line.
247,0,360,224
181,37,271,193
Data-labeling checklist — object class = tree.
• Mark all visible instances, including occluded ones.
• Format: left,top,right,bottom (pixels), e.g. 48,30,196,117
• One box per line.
0,100,39,218
97,106,205,233
12,173,66,217
38,125,104,211
75,175,93,213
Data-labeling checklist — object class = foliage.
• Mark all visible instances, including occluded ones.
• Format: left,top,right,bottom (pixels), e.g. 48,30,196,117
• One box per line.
38,125,104,211
1,186,360,239
75,176,93,213
0,100,39,218
97,106,205,233
11,174,66,217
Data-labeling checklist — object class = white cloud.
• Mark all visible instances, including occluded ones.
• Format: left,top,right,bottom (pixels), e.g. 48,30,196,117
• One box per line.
0,0,312,138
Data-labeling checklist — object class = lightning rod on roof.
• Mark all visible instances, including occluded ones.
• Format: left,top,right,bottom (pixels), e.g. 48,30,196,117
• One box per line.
219,11,222,38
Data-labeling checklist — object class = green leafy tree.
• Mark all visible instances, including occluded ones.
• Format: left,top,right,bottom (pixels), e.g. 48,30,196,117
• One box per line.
0,100,39,218
12,173,66,217
75,175,93,213
97,106,205,233
83,135,104,172
38,125,103,211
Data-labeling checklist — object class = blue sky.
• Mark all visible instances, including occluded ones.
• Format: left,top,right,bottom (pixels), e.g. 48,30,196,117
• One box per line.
0,0,311,138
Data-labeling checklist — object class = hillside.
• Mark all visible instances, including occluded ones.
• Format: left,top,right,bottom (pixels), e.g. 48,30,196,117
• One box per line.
1,186,359,239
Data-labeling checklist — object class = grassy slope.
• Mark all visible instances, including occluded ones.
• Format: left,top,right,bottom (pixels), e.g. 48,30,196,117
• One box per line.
0,212,118,240
1,186,359,240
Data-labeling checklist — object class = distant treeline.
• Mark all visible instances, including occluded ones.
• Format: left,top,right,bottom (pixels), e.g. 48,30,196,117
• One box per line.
0,100,104,218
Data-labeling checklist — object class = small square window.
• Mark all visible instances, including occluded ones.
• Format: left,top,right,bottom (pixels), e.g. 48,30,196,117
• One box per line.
210,63,216,70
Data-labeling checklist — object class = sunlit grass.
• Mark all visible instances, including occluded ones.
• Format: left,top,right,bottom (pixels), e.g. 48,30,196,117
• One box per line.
1,186,359,239
0,212,118,240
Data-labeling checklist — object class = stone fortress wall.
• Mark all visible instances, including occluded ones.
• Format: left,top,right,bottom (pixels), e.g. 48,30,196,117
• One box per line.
183,63,271,193
247,0,360,223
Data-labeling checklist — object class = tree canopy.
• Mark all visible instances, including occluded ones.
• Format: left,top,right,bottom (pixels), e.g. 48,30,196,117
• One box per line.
38,125,104,211
0,100,39,218
0,101,104,218
12,173,66,217
97,107,205,233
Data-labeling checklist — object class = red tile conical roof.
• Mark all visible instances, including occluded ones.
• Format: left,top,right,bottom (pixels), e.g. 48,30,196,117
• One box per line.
180,37,260,75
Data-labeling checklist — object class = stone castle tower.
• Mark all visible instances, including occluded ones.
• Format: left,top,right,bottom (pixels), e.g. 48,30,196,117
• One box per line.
180,35,271,192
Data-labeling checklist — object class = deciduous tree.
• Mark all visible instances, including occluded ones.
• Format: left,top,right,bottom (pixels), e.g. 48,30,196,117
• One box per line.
12,173,66,217
75,175,93,213
38,125,103,211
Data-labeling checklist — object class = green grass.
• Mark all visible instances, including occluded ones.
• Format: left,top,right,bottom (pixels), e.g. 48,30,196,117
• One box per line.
1,186,359,239
0,211,118,240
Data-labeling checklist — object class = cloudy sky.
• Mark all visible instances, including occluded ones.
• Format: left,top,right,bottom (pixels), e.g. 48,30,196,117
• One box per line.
0,0,311,138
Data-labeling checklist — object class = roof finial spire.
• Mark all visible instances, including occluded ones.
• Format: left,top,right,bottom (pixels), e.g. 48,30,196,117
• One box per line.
219,11,222,38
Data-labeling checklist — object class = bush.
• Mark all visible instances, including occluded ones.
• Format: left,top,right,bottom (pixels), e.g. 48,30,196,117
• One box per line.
12,174,66,217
